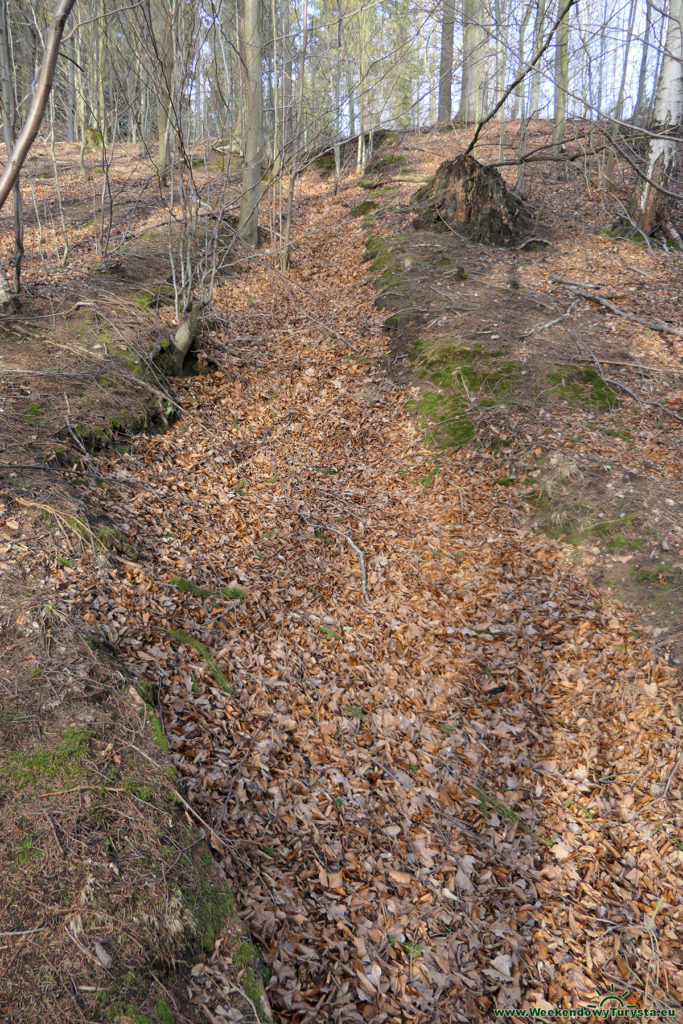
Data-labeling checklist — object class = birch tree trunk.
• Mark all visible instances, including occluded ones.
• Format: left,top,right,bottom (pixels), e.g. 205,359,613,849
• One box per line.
437,0,455,123
238,0,263,246
626,0,683,243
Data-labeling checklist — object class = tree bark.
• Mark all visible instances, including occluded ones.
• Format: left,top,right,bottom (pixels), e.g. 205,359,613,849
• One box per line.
0,0,23,294
238,0,264,246
437,0,455,122
413,153,535,245
457,0,485,123
633,0,653,123
528,0,546,117
625,0,683,242
552,0,569,152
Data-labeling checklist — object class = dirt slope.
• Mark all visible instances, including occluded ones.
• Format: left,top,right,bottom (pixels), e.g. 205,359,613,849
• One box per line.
48,145,683,1023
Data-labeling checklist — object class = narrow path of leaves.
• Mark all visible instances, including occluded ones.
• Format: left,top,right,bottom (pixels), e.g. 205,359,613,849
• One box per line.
57,176,682,1022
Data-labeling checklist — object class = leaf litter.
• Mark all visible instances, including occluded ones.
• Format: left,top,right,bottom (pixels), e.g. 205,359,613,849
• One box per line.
54,165,682,1022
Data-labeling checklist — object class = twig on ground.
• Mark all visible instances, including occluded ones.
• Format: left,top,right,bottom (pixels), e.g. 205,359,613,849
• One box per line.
284,499,370,602
572,335,683,423
561,285,683,340
521,300,577,338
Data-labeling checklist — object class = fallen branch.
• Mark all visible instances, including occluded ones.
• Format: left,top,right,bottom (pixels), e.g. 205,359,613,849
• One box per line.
285,500,369,602
521,300,577,338
562,285,683,340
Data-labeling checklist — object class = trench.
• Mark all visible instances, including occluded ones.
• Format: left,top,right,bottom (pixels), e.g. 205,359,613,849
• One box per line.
64,177,679,1022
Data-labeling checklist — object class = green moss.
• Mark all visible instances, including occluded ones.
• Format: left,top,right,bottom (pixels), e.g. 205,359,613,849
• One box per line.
136,283,175,312
351,199,379,217
546,365,620,411
166,629,237,695
155,998,175,1024
0,727,90,792
242,967,270,1021
631,563,677,586
170,577,247,603
407,339,520,449
12,833,42,865
136,678,157,707
149,713,170,754
234,941,259,969
185,876,235,953
588,422,632,440
170,577,213,597
85,126,103,149
604,223,650,247
366,152,406,175
66,516,136,556
125,780,155,801
105,1002,154,1024
313,151,337,175
22,402,45,425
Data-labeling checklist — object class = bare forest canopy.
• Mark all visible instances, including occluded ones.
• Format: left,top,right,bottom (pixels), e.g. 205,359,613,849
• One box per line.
0,0,681,283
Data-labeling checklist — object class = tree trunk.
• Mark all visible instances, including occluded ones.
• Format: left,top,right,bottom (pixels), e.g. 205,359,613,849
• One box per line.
437,0,455,122
0,0,23,294
625,0,683,243
238,0,263,246
0,0,77,310
602,0,637,187
529,0,546,117
552,0,569,152
512,0,534,120
633,0,653,123
457,0,485,123
157,0,175,187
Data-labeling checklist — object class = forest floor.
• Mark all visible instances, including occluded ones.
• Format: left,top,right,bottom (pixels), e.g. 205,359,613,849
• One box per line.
0,122,681,1024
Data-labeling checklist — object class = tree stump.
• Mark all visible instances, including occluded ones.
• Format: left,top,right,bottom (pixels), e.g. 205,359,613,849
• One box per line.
413,154,535,246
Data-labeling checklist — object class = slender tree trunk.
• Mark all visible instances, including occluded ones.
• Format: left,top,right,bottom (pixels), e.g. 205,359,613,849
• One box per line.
282,0,307,269
529,0,545,116
282,1,293,162
158,0,175,186
67,29,75,141
0,0,23,294
238,0,263,246
457,0,485,123
603,0,637,187
0,0,77,308
633,0,653,123
552,0,569,151
512,0,534,119
437,0,455,122
626,0,683,243
334,0,342,180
